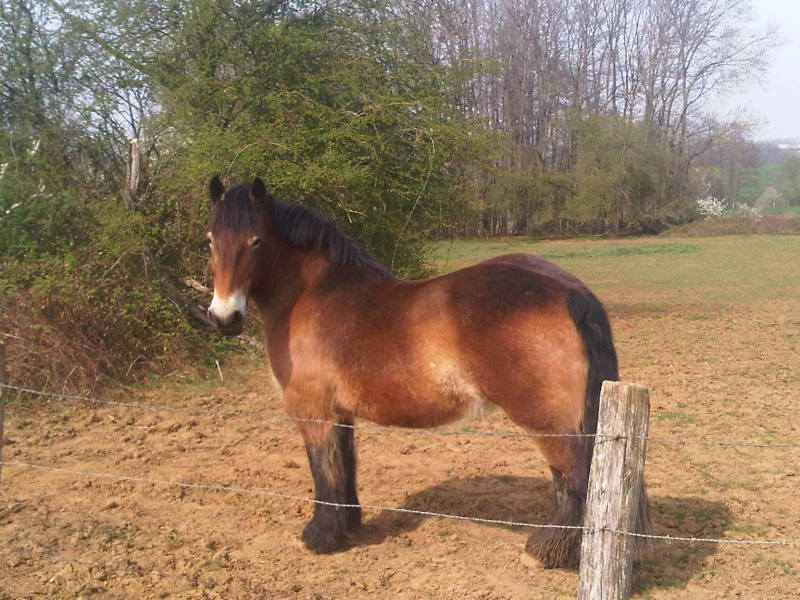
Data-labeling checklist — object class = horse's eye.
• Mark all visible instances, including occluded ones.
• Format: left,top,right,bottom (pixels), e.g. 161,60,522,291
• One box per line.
251,237,261,249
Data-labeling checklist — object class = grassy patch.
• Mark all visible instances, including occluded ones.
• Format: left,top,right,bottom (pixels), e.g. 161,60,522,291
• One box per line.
536,243,700,260
763,205,800,216
665,213,800,236
431,235,800,307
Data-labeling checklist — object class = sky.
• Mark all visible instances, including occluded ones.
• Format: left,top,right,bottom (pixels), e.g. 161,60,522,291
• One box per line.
718,0,800,141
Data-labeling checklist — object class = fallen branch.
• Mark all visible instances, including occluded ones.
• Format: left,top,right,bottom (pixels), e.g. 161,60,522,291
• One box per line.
183,277,212,295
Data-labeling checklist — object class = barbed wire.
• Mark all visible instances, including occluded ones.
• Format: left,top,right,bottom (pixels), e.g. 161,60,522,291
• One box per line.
0,383,587,439
3,459,799,548
3,382,799,448
1,460,581,532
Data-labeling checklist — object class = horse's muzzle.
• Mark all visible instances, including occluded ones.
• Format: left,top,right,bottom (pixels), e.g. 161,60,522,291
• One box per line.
207,308,244,336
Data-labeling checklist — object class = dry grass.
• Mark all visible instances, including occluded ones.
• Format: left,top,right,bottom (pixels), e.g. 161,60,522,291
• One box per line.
0,291,107,392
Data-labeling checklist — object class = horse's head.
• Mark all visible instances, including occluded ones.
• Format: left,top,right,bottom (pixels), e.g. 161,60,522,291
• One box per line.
205,176,271,336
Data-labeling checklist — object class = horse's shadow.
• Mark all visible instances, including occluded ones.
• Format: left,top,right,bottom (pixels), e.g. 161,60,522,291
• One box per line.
352,475,731,593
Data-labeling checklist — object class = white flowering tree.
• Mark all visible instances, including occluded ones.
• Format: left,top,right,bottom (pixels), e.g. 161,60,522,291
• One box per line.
696,196,726,218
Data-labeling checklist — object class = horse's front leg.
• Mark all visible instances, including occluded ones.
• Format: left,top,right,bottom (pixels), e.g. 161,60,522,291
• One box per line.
297,418,361,553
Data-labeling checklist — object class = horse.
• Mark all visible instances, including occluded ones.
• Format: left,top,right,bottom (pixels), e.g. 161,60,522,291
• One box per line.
203,176,651,568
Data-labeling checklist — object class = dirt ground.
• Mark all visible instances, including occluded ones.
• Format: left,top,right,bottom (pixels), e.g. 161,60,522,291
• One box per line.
2,239,799,599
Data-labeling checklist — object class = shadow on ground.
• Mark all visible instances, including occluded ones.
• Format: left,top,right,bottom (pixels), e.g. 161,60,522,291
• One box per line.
354,476,731,593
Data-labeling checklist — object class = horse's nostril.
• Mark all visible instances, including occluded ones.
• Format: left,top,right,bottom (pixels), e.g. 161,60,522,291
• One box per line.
207,308,244,336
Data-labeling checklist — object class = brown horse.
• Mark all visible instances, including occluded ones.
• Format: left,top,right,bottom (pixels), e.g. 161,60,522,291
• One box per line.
204,176,651,568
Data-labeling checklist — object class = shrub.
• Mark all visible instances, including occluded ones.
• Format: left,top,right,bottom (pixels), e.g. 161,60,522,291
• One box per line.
664,213,800,237
0,181,204,393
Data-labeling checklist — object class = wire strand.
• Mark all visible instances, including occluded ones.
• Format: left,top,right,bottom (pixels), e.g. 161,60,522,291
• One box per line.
0,383,590,439
3,382,799,448
3,460,800,547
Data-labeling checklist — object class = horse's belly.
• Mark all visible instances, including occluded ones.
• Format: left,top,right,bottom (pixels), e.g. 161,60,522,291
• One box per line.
345,360,493,429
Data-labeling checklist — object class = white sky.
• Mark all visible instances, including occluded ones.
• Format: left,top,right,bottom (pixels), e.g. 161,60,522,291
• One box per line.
718,0,800,141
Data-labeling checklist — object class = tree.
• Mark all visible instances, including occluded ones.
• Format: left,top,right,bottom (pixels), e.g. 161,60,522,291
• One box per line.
0,0,198,392
693,118,760,206
779,155,800,206
146,0,479,276
414,0,778,234
569,114,693,232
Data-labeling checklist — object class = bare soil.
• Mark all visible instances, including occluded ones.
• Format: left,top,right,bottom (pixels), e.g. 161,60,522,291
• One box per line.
2,238,799,599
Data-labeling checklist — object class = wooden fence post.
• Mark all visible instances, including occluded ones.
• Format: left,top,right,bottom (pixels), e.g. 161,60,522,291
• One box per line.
0,341,6,485
577,381,650,600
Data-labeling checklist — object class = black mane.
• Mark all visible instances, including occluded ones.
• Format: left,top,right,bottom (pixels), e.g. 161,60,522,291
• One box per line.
215,183,396,281
269,200,397,280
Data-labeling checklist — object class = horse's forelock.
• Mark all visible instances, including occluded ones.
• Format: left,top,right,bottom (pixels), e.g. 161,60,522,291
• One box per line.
210,183,264,236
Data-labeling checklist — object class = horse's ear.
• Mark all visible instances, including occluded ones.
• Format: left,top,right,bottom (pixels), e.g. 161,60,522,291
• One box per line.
209,176,226,205
249,177,269,204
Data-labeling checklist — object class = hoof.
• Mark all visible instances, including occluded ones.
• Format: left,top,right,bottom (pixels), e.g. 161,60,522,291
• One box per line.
525,528,582,570
300,500,361,553
301,522,345,554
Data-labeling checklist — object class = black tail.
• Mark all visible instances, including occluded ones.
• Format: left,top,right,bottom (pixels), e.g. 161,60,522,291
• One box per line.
567,287,618,444
567,287,652,559
524,285,636,570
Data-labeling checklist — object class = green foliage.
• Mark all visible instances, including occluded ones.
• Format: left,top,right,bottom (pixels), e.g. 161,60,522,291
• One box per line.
779,155,800,205
484,167,572,232
0,131,193,392
0,138,91,259
569,115,695,233
664,213,800,237
0,186,195,390
147,1,478,278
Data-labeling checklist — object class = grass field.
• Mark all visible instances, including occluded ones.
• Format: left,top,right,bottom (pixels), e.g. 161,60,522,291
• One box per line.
433,234,800,307
2,234,799,599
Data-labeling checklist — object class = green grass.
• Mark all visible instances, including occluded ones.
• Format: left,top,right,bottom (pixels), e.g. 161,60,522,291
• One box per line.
764,205,800,215
655,411,697,428
739,163,782,203
430,235,800,307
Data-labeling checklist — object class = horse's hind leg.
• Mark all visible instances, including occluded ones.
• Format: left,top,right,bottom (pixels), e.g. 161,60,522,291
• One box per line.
298,420,361,553
524,432,653,569
526,466,585,568
525,436,590,569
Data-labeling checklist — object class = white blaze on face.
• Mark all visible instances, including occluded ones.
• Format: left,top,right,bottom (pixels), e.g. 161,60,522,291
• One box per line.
208,289,247,322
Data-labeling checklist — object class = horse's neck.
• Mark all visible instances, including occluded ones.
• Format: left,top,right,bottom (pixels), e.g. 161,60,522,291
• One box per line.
253,243,386,319
251,245,329,315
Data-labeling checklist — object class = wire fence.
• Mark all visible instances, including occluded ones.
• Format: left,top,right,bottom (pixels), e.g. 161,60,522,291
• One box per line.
3,459,799,548
2,381,800,554
3,382,800,448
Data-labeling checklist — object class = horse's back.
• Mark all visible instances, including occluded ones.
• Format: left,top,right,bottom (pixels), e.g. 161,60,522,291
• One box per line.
479,253,584,287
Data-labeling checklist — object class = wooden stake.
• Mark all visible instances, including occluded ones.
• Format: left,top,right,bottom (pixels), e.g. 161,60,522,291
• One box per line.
577,381,650,600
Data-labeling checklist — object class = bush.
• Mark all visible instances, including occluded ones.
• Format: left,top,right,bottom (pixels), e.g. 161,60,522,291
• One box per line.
1,254,203,393
146,3,477,280
664,213,800,237
0,177,203,393
568,116,696,233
